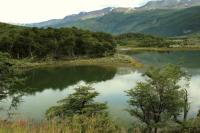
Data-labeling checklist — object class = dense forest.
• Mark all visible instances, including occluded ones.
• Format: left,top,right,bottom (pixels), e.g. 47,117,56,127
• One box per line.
0,23,116,59
116,33,172,47
116,33,200,48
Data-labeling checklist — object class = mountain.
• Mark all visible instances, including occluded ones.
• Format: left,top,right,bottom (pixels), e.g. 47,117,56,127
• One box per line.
25,7,122,27
31,6,200,37
138,0,200,10
27,7,114,27
27,7,135,28
25,2,200,37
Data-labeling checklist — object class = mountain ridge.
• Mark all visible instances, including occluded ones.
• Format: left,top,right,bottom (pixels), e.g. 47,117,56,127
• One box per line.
27,7,135,28
25,1,200,37
138,0,200,10
33,6,200,37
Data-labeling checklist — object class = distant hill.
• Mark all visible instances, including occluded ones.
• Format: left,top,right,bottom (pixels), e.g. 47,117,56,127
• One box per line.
138,0,200,10
32,6,200,37
26,7,114,27
27,7,135,28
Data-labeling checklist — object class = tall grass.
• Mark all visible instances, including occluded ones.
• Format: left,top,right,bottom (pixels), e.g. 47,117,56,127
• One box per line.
1,115,199,133
0,115,124,133
1,119,200,133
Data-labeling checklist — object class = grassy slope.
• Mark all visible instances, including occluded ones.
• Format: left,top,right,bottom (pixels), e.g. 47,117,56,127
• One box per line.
55,6,200,37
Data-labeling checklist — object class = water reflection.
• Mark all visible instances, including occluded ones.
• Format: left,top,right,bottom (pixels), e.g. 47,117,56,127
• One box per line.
0,65,117,119
0,69,143,125
23,65,117,92
188,75,200,117
2,68,199,125
129,51,200,69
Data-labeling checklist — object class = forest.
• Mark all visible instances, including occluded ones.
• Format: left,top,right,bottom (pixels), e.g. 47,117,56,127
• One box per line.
116,33,172,47
0,25,116,59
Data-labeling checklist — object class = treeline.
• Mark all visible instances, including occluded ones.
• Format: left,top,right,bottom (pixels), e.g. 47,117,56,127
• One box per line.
116,33,173,47
0,27,116,59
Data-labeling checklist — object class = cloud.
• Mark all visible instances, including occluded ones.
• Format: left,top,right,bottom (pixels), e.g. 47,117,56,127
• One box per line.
0,0,151,23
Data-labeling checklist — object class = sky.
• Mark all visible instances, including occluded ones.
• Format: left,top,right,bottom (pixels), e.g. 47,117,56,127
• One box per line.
0,0,154,24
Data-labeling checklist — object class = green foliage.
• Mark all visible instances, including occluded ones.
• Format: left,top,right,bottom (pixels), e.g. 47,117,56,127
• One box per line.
45,85,116,132
0,24,116,59
126,64,190,132
0,23,24,40
116,33,172,47
168,110,200,133
0,52,23,100
46,85,107,119
0,52,26,118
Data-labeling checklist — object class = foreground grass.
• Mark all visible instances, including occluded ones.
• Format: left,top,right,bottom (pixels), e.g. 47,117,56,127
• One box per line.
1,117,200,133
0,115,129,133
12,54,143,70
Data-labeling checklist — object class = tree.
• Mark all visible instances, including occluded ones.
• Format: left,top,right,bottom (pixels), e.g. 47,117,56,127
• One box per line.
0,52,19,100
45,85,122,133
0,52,25,118
59,34,76,57
126,64,190,133
46,85,107,119
0,26,116,59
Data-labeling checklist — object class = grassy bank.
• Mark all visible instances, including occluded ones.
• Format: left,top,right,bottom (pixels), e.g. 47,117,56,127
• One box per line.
12,54,143,70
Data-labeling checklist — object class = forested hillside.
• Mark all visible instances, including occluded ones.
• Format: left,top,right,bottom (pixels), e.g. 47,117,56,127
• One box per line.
0,23,116,59
116,33,172,47
43,6,200,37
138,0,200,10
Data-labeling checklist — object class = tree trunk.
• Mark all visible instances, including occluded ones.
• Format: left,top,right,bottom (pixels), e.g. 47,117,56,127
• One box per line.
17,53,20,59
145,127,152,133
154,128,158,133
183,89,189,121
29,47,33,57
71,48,75,57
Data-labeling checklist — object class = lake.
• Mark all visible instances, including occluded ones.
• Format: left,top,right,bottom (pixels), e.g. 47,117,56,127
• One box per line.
1,51,200,126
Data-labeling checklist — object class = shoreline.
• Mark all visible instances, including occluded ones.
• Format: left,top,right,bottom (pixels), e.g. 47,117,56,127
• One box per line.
13,54,143,70
117,47,200,52
12,46,200,71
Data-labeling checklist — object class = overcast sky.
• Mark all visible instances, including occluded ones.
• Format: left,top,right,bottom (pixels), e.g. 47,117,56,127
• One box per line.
0,0,155,23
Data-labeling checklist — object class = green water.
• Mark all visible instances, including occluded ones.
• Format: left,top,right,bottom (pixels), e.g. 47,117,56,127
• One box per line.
130,51,200,69
1,51,200,125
